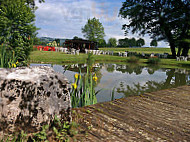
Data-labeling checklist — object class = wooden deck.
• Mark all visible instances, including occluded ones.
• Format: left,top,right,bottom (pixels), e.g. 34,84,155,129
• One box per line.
72,85,190,142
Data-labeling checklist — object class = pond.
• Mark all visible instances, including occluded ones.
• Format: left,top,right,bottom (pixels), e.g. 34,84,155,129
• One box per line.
30,63,190,103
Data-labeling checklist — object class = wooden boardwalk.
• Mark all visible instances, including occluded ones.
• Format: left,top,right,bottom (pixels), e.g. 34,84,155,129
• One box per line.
72,85,190,142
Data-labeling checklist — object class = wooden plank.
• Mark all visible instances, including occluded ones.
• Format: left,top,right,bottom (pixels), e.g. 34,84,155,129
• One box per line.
72,85,190,142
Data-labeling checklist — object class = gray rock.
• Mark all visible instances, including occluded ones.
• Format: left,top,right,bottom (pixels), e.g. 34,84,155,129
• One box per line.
0,66,71,133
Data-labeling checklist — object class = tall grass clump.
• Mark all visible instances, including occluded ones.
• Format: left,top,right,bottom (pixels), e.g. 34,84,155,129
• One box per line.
147,57,160,64
0,45,18,68
127,56,139,63
70,53,100,108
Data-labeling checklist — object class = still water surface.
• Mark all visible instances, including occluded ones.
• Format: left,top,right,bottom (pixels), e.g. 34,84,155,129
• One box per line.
30,63,190,103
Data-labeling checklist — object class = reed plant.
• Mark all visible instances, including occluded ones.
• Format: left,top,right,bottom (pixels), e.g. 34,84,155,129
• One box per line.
70,53,100,108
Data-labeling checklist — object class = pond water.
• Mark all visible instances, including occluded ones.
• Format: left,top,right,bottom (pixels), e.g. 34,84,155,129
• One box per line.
30,63,190,103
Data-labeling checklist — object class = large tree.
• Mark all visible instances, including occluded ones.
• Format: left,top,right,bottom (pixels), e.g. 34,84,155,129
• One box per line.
82,17,105,43
0,0,38,63
26,0,45,8
0,0,44,8
119,0,190,58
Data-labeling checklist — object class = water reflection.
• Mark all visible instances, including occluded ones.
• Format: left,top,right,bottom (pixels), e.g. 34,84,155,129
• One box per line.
117,68,190,97
30,63,190,103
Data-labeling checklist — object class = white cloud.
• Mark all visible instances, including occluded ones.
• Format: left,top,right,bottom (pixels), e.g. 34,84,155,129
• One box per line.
35,0,169,47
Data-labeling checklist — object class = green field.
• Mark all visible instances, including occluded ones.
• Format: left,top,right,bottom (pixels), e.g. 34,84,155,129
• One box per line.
99,47,172,54
29,51,128,64
29,50,190,69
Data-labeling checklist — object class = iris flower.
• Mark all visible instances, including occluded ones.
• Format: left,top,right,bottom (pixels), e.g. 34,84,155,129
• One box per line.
72,83,77,89
93,74,98,82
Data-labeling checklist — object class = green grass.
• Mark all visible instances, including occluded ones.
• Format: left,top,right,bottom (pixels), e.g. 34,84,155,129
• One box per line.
29,50,190,69
99,47,172,54
29,51,128,64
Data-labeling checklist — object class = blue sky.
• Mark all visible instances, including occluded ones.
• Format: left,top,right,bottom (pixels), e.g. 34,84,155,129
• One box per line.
35,0,169,47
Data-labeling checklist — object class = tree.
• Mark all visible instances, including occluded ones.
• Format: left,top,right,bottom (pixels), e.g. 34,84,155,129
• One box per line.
108,38,117,47
150,40,158,47
136,38,145,47
98,39,107,47
82,17,105,43
26,0,45,8
55,39,60,46
0,0,38,63
33,37,42,45
118,38,129,47
0,0,44,8
73,36,79,40
73,36,82,40
128,38,136,47
119,0,190,58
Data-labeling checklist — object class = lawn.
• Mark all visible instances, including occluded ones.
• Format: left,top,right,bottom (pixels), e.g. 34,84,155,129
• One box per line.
29,50,190,69
29,51,129,64
99,47,172,54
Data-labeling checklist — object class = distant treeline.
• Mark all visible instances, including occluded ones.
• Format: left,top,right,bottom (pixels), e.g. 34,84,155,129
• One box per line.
99,37,146,48
34,36,157,48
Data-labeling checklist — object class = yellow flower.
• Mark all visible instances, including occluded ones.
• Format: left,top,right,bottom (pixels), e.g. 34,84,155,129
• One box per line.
16,61,19,64
75,73,79,79
12,64,16,68
93,74,98,82
72,83,77,89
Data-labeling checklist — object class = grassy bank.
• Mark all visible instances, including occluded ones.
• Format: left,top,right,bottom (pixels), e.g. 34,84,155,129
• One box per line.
29,51,190,69
99,47,172,54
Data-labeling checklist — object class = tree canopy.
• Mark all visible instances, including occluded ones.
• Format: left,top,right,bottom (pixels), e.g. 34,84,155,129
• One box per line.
26,0,45,8
118,37,145,47
108,38,117,47
136,38,145,47
98,39,107,47
82,17,105,43
0,0,38,63
119,0,190,58
150,40,158,47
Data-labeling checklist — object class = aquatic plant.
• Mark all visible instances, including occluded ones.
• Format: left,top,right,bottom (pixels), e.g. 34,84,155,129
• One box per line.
111,87,116,101
147,57,160,64
70,68,100,108
127,56,139,63
70,53,100,108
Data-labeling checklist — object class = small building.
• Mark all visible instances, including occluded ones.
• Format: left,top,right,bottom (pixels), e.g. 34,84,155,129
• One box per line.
65,39,98,52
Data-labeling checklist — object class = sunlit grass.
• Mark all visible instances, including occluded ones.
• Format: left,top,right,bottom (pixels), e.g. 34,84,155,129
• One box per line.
29,50,190,69
99,47,172,54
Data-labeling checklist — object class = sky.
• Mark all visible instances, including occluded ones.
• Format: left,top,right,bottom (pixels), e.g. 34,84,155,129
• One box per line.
35,0,169,47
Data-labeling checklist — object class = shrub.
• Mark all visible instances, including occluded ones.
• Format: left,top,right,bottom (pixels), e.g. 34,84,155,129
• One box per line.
0,45,18,68
127,56,139,63
148,57,160,64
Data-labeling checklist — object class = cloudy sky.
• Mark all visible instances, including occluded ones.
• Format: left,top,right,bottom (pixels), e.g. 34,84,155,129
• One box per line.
35,0,169,47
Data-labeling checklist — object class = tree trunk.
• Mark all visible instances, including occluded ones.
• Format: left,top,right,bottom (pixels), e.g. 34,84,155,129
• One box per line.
181,43,189,56
169,42,176,58
177,47,182,57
